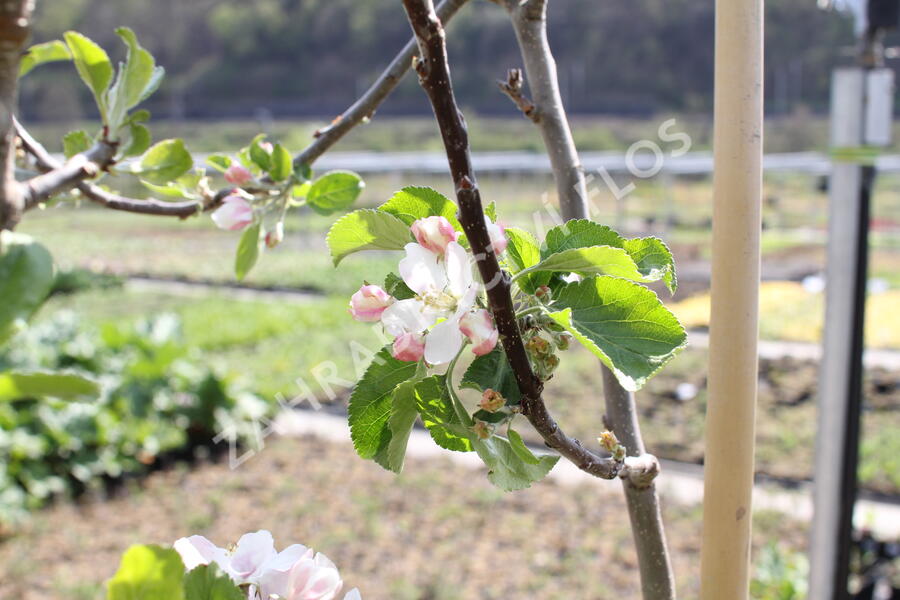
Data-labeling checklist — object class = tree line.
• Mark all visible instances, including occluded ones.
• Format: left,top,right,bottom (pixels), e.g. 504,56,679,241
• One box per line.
23,0,860,122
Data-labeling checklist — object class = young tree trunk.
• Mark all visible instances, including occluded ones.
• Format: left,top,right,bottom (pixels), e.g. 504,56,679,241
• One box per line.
502,1,676,597
0,0,32,231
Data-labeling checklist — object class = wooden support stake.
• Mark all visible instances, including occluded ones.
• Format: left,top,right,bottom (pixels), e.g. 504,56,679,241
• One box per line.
699,0,763,596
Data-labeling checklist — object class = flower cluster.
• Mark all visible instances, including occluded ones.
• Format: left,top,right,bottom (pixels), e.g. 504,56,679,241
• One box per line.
175,530,360,600
348,216,505,365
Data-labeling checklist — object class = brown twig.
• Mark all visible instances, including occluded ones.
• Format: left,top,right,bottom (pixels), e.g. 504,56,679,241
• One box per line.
498,68,539,123
401,0,641,481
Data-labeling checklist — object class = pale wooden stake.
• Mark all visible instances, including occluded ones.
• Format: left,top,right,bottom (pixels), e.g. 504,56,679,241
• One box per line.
699,0,764,596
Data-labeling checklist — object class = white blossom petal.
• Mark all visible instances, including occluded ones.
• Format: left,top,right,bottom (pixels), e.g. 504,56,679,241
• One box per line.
174,536,231,575
444,241,473,298
230,530,277,581
381,299,432,336
425,318,465,365
399,243,446,295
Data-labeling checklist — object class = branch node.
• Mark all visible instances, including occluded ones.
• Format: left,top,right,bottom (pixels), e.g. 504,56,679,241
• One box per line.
498,68,540,123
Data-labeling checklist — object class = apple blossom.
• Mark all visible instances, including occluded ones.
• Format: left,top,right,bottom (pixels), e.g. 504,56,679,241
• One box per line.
392,331,426,362
212,193,254,231
284,551,346,600
485,216,507,255
410,215,458,255
174,530,361,600
224,164,254,186
174,530,309,593
458,309,499,356
349,285,393,322
380,240,478,365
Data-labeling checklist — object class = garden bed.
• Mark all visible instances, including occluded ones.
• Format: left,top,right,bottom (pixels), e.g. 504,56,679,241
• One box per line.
0,434,806,600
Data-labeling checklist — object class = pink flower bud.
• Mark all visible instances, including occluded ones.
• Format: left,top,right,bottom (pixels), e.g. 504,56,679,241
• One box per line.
224,164,253,186
211,194,254,231
349,285,393,322
265,222,284,248
485,217,508,255
459,309,498,356
392,332,426,362
259,141,274,154
410,216,458,255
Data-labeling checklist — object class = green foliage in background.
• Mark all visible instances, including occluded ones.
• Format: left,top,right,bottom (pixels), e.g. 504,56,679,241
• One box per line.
0,312,270,526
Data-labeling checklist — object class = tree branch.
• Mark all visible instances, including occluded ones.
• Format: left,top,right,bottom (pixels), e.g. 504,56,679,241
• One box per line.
401,0,634,482
294,0,470,168
497,68,539,123
501,1,675,597
20,140,117,209
15,119,217,218
0,0,33,230
11,0,471,223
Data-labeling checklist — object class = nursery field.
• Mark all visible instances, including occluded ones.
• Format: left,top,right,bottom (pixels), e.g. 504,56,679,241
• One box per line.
0,434,807,600
14,172,900,497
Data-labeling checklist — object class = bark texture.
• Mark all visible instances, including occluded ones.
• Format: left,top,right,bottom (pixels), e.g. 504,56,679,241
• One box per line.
502,1,676,597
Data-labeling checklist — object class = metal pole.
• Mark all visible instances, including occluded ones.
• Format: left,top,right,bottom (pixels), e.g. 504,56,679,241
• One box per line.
809,5,894,592
809,68,866,599
698,0,763,595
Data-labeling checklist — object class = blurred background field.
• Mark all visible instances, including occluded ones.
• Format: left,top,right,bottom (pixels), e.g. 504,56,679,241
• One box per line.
10,121,900,501
7,0,900,595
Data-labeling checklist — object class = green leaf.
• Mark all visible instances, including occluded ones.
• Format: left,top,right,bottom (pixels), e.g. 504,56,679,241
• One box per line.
183,564,243,600
472,435,558,491
461,347,522,405
505,228,540,273
106,544,185,600
542,219,625,257
106,27,164,131
140,180,191,199
348,346,419,465
507,428,541,465
504,227,542,294
623,237,678,294
234,223,261,281
520,246,646,281
378,186,460,229
135,139,193,185
128,109,151,124
484,201,497,222
385,380,419,473
0,370,100,402
326,209,411,266
268,143,293,182
414,375,472,452
19,40,71,78
0,231,54,342
384,272,415,300
306,171,364,215
63,31,113,120
122,123,151,158
548,276,686,391
62,130,92,159
291,182,311,199
249,136,271,172
206,154,232,173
